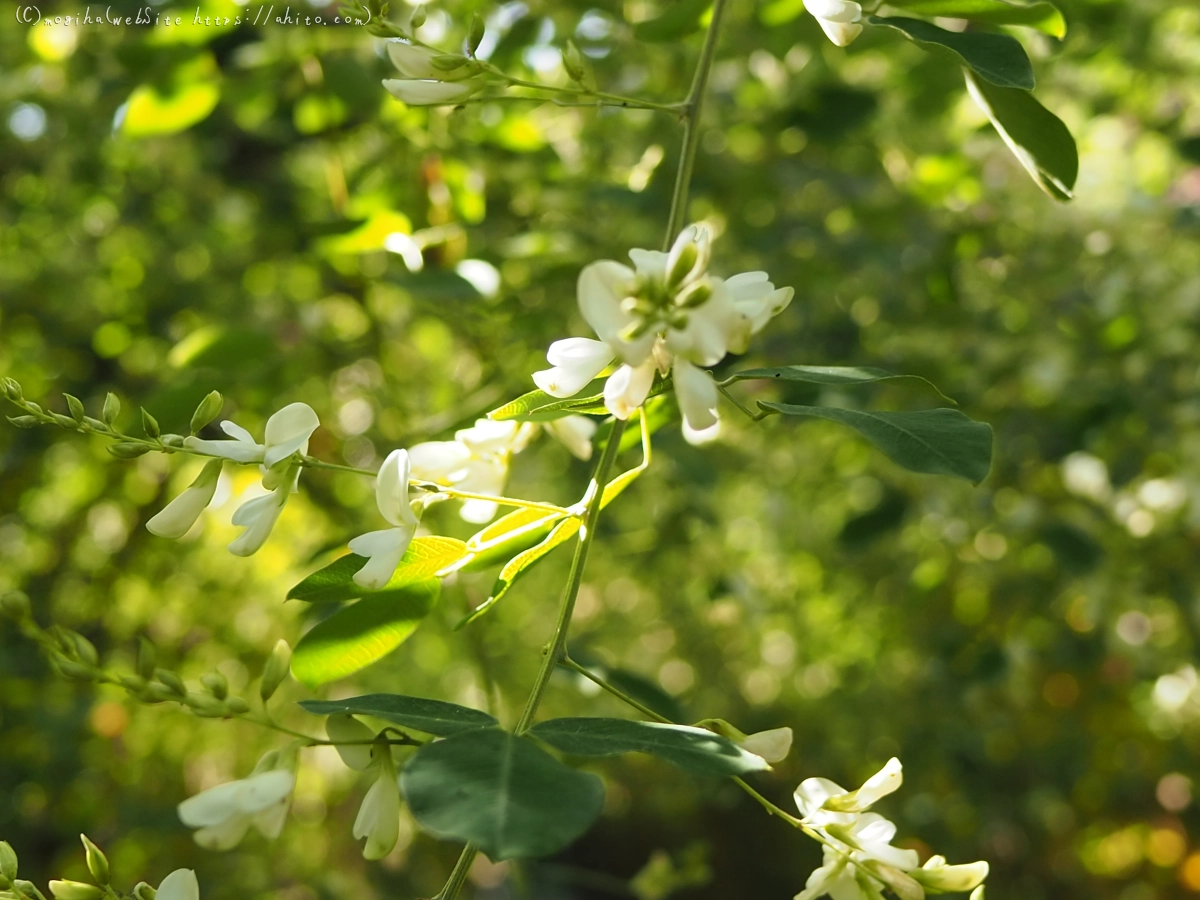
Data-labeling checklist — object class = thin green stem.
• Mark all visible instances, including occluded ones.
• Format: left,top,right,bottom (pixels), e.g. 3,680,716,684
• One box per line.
487,71,682,112
514,418,628,734
560,656,671,724
435,844,479,900
663,0,732,245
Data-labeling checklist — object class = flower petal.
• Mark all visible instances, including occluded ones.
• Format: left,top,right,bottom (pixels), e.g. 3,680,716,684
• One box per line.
408,440,472,483
184,436,264,464
178,781,243,828
193,816,251,851
603,360,656,420
355,770,401,860
376,449,418,528
672,360,719,432
155,870,199,900
578,260,655,364
534,338,614,397
263,402,320,469
236,770,296,814
383,78,482,105
544,415,597,460
326,714,376,771
146,460,222,539
455,419,521,455
350,527,415,589
743,727,793,763
228,490,287,557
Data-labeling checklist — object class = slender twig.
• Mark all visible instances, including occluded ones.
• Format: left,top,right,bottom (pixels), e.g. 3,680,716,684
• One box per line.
560,656,670,724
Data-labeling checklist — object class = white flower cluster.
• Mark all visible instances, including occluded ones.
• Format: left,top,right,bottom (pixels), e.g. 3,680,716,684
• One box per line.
794,759,988,900
384,41,487,106
535,223,793,444
147,402,320,556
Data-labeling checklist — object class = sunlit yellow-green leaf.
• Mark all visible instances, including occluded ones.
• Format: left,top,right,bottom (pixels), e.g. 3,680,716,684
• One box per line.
119,81,220,138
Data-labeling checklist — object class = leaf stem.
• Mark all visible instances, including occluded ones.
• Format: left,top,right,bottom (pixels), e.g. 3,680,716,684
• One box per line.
560,656,671,724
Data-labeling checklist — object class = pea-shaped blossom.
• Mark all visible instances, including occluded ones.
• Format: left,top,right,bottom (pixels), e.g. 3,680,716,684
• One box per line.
182,402,320,557
533,224,792,443
327,714,401,860
384,41,486,106
177,768,295,850
409,419,538,523
348,449,420,590
146,459,223,539
804,0,864,47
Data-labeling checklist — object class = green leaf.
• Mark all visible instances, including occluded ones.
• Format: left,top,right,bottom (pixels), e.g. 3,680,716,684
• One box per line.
457,441,649,627
401,728,605,861
488,378,669,423
290,580,440,687
869,16,1035,90
760,404,993,484
634,0,712,42
287,537,467,603
884,0,1066,38
455,507,566,573
965,70,1078,201
529,718,770,777
298,693,498,735
729,366,954,403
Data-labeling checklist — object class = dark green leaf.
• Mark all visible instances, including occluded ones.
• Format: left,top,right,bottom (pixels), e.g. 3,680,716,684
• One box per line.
529,718,770,776
402,728,605,861
287,537,466,603
761,404,993,484
869,16,1035,90
633,0,712,42
290,580,439,687
299,693,498,735
966,70,1078,200
729,366,954,402
885,0,1065,38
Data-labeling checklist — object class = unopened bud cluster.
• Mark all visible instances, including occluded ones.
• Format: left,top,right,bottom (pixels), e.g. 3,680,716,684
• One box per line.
0,837,198,900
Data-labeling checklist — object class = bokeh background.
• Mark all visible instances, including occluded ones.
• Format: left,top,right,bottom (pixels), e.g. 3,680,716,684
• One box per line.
3,0,1200,897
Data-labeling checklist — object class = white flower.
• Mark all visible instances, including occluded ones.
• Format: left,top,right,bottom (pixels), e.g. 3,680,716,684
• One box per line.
384,41,486,106
911,856,989,894
146,459,222,539
543,415,598,461
795,758,903,823
409,419,537,523
184,402,320,469
228,481,291,557
348,449,420,589
742,727,793,763
384,79,484,105
155,870,199,900
795,815,922,900
177,768,295,850
539,224,792,443
326,714,401,860
804,0,864,47
533,337,615,398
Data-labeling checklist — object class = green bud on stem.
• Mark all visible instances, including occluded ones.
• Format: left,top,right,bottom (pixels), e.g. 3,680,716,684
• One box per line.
201,671,228,700
136,637,156,680
79,836,108,885
189,391,223,435
107,442,150,460
155,669,187,697
132,883,156,900
260,639,292,703
101,393,120,427
226,696,250,715
467,13,485,56
409,4,425,27
48,881,104,900
7,416,41,429
64,395,86,424
0,840,17,881
140,408,160,439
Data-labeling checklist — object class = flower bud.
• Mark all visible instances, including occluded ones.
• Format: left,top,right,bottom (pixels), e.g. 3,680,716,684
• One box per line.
52,412,79,429
82,416,107,431
49,882,103,900
64,395,86,424
1,377,23,401
466,13,485,55
667,242,698,288
201,672,228,700
155,669,187,697
132,883,156,900
0,841,17,881
970,886,985,900
16,880,49,900
260,639,292,703
101,393,121,427
80,836,108,885
865,863,923,900
189,391,223,436
67,632,99,667
107,442,150,460
562,39,587,83
7,416,41,429
185,692,228,717
161,434,185,449
0,592,31,621
119,674,147,693
53,656,96,682
138,683,177,704
226,696,250,715
141,408,161,439
136,636,156,680
408,4,425,27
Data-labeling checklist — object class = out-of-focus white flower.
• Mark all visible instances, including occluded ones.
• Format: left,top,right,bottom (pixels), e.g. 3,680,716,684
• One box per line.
543,415,598,460
147,459,223,539
155,870,200,900
384,41,486,106
795,815,921,900
185,402,320,469
804,0,863,47
326,714,401,860
536,224,792,444
177,768,295,850
348,449,420,589
409,419,538,523
1061,451,1110,502
742,727,793,763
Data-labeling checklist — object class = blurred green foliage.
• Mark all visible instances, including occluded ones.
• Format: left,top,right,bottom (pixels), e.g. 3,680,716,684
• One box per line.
2,0,1200,898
